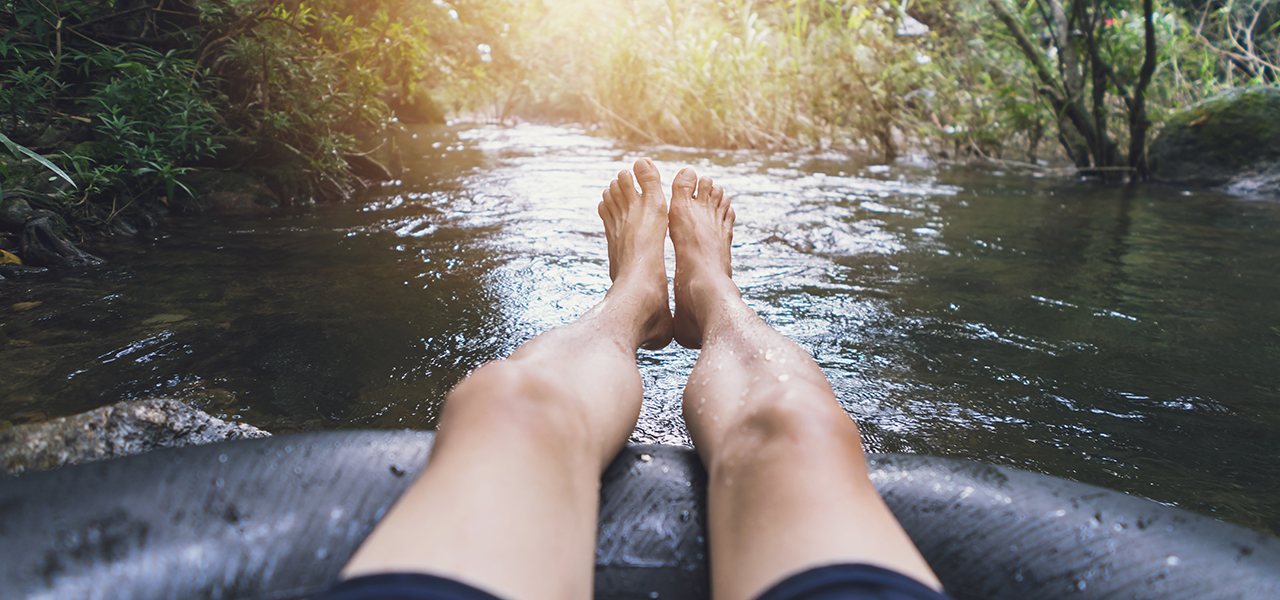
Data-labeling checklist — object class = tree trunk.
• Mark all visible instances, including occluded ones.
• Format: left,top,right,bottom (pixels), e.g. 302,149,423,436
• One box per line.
1128,0,1158,181
989,0,1101,167
1084,0,1120,178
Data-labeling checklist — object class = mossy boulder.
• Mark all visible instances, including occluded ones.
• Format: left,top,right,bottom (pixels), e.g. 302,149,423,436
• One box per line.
1150,87,1280,193
0,399,269,477
68,140,118,163
178,170,280,212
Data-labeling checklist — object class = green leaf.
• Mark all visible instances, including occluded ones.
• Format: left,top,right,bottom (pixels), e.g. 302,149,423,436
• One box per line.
0,132,77,188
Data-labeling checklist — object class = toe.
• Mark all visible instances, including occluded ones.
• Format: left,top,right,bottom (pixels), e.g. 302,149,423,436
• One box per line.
633,158,663,195
697,176,714,202
711,184,728,217
618,170,639,200
671,168,697,202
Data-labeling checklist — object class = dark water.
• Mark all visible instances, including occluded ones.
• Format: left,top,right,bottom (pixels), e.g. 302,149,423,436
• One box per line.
3,124,1279,535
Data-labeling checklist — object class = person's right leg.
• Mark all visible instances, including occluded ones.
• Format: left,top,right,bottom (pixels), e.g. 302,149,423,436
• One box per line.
668,169,942,600
340,159,674,600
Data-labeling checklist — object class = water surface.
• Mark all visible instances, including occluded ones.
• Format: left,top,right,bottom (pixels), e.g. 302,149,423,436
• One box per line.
3,123,1278,534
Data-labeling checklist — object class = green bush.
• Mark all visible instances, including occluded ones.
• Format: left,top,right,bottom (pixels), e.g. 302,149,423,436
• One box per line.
0,0,504,230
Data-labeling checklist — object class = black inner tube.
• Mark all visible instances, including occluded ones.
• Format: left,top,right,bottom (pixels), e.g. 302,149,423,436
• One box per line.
1,430,1276,600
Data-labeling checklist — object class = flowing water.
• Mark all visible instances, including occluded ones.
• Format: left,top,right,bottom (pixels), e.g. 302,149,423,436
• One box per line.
3,124,1279,535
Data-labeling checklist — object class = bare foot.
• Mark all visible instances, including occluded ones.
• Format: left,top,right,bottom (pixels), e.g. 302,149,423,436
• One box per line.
668,168,737,349
599,158,674,350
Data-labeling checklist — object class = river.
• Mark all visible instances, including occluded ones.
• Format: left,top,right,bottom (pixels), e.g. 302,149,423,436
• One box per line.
3,123,1278,535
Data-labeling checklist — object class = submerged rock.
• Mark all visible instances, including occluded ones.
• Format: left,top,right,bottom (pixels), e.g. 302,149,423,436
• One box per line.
0,262,47,279
0,399,270,477
1150,87,1280,194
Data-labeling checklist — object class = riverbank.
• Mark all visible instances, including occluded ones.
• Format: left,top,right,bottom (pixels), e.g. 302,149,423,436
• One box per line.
3,0,1273,264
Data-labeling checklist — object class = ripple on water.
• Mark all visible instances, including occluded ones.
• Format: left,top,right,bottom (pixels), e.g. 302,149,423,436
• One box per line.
3,123,1279,534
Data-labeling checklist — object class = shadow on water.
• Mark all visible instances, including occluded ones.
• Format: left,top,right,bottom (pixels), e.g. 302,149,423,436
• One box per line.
1,128,514,431
2,123,1279,536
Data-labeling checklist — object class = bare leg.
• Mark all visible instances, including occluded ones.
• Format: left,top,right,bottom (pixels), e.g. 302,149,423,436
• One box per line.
342,159,674,600
668,168,941,600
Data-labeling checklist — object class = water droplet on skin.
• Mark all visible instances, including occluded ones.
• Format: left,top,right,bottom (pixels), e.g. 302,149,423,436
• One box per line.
739,400,745,406
215,478,224,488
699,398,706,404
764,349,774,361
696,408,703,414
640,453,652,462
777,374,791,382
218,454,228,463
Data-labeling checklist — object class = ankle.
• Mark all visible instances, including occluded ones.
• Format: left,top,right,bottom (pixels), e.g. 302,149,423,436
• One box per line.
691,275,740,316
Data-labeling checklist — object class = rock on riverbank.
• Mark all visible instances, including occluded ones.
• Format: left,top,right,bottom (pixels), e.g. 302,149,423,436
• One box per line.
1150,86,1280,196
0,399,269,477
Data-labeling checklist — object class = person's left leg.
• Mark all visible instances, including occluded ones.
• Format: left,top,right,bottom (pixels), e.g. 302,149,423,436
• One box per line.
341,158,674,600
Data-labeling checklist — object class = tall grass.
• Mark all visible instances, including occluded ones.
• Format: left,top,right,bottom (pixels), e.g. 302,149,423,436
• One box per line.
489,0,1238,163
497,0,948,154
588,0,796,147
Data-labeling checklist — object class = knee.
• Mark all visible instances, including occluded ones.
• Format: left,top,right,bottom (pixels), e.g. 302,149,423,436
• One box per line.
445,360,588,443
720,382,862,466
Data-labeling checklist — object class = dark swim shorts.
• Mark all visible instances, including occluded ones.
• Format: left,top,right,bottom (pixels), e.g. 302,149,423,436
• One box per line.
757,564,953,600
315,564,953,600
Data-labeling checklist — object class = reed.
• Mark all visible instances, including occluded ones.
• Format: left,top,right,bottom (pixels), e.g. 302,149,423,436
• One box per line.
503,0,953,156
493,0,1236,164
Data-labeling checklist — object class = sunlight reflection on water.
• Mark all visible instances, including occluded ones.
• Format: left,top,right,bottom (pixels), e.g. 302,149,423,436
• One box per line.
382,124,973,446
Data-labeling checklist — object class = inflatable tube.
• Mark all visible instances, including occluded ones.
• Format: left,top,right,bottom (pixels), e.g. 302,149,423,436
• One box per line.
1,430,1277,600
